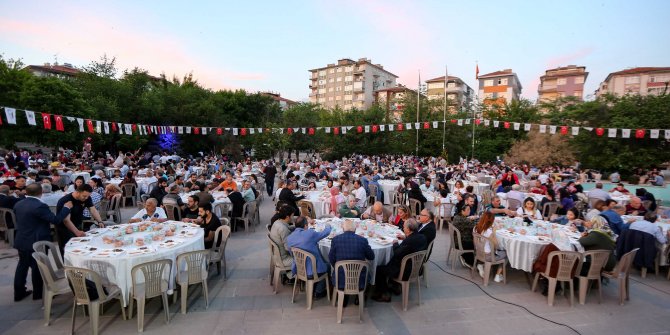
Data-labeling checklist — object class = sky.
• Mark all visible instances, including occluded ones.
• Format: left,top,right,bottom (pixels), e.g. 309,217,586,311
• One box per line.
1,0,669,102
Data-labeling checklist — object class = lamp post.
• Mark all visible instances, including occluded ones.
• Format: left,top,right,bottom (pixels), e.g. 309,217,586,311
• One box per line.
416,70,420,156
442,66,448,152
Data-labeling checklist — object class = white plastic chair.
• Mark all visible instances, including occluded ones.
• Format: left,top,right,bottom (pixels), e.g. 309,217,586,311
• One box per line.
332,260,369,323
174,250,209,314
291,247,331,310
128,259,172,332
32,252,71,326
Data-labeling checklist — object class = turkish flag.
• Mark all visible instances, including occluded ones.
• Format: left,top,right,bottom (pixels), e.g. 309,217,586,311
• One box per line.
397,123,404,131
193,127,200,135
451,119,457,123
423,122,429,129
42,113,52,129
372,125,378,133
240,128,247,136
560,126,568,135
287,128,293,135
54,115,64,131
308,128,315,135
595,128,604,136
216,128,222,135
333,127,339,135
475,119,481,125
132,124,137,133
85,119,94,133
357,126,363,133
504,122,510,129
635,129,645,138
111,123,117,132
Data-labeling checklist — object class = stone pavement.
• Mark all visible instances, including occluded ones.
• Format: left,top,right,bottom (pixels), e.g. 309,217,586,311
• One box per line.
1,198,669,335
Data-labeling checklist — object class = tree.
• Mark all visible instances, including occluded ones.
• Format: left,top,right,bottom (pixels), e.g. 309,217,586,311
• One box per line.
504,132,576,166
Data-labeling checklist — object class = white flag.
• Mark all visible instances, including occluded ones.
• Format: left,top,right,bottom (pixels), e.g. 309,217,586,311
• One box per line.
4,107,16,124
549,125,556,134
73,118,82,132
650,129,660,139
380,124,386,131
66,116,75,122
186,127,191,134
621,129,631,138
493,121,499,128
457,119,463,126
257,128,262,133
414,122,420,129
233,128,238,135
123,124,131,134
388,124,394,132
465,118,471,125
665,130,670,139
249,128,255,134
539,125,547,133
301,128,305,134
433,121,438,128
342,127,347,134
364,125,370,133
513,123,520,131
177,127,183,134
138,125,143,135
608,128,617,138
484,119,490,127
95,121,101,133
524,123,532,131
405,123,411,130
325,127,331,133
103,122,109,134
571,127,579,136
25,110,37,125
583,127,593,131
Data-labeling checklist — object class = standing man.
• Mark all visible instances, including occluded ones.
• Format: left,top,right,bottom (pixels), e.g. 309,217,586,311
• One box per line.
263,161,277,197
56,184,104,253
14,183,72,301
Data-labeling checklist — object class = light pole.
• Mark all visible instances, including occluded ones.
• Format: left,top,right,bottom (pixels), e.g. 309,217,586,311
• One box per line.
442,66,448,152
416,70,420,156
470,95,478,160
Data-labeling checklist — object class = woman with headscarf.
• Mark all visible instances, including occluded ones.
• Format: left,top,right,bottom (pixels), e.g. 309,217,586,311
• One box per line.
578,215,616,275
329,186,343,216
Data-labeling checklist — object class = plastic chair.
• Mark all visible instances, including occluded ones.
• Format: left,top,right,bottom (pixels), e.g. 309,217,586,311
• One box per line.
64,266,126,335
128,259,171,332
33,241,65,279
332,260,369,323
391,250,427,311
236,201,257,233
507,198,522,211
408,198,421,217
107,194,123,224
602,248,639,305
447,223,474,271
531,251,583,306
121,184,137,207
163,203,181,221
269,236,292,294
98,199,110,221
577,250,611,305
0,208,16,247
436,203,454,231
209,225,231,278
420,240,435,287
290,248,331,310
368,184,378,205
542,202,560,220
145,182,157,195
174,250,210,314
32,252,71,326
471,233,507,286
214,203,232,222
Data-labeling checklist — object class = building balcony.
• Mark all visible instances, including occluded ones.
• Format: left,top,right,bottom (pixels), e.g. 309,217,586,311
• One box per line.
538,84,557,92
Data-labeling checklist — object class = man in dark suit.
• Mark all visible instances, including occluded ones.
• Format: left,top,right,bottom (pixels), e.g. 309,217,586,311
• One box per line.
13,183,72,301
0,185,20,229
263,161,277,197
372,220,427,302
329,219,375,307
417,209,437,245
278,181,305,216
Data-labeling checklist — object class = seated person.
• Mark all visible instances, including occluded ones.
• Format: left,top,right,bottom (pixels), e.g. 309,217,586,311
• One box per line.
529,180,547,195
240,180,256,203
162,185,185,210
419,177,434,193
269,205,295,282
650,172,665,186
182,195,200,221
625,196,647,216
506,184,525,207
129,198,167,223
184,173,203,192
329,219,374,306
516,197,543,220
629,212,668,244
578,216,616,275
486,196,516,217
474,212,506,283
635,188,657,212
391,205,411,230
287,216,332,299
339,195,362,218
551,207,584,231
609,183,630,194
361,201,392,222
198,203,222,249
451,205,476,266
599,204,632,235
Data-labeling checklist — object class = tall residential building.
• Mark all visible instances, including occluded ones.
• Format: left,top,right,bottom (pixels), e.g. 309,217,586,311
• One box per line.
374,85,417,122
24,62,80,79
537,65,588,102
477,69,522,105
309,58,398,110
260,92,297,110
595,67,670,97
425,75,474,112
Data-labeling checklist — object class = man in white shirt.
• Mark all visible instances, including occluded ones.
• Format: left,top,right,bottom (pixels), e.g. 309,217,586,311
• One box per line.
419,178,434,193
141,171,158,194
129,198,167,223
629,212,668,244
538,173,549,185
353,180,367,208
587,182,611,201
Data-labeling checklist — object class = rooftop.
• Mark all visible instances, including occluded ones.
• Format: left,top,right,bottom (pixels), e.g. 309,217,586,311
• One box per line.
24,63,81,76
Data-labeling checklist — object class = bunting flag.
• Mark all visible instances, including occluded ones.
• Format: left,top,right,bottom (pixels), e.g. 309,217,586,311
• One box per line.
493,121,499,128
364,125,369,133
572,127,580,136
388,124,394,132
664,130,670,139
178,126,184,134
186,126,191,134
524,123,532,131
504,122,510,129
560,126,568,135
341,126,347,134
372,125,378,133
4,107,17,124
380,124,386,131
621,129,631,138
55,115,65,131
325,127,331,134
333,127,339,135
406,123,412,130
287,128,293,135
125,124,132,135
216,128,222,135
513,122,520,131
635,129,645,139
397,123,403,131
25,110,37,125
475,119,481,125
432,121,438,128
249,128,255,135
202,127,208,135
450,119,457,124
111,122,117,132
608,128,617,138
308,128,315,135
132,124,138,133
96,121,102,134
86,119,94,133
650,129,659,139
103,122,110,134
539,125,547,133
423,122,430,129
484,119,490,127
194,127,200,135
77,118,84,132
240,128,247,136
357,126,363,133
465,118,471,125
595,128,604,136
549,125,556,134
41,113,52,129
457,119,463,126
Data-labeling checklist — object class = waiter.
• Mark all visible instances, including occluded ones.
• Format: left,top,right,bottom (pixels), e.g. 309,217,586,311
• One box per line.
56,184,105,253
13,183,72,301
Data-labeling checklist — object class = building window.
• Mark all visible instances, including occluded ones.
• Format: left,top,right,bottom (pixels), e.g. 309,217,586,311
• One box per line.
329,69,335,74
319,70,326,76
557,78,567,85
318,80,326,85
650,75,670,83
329,78,334,83
335,86,342,92
574,91,582,97
447,82,456,88
328,97,334,101
328,87,334,92
335,96,342,101
337,67,342,72
484,79,493,86
427,82,444,89
574,76,584,84
336,77,342,82
497,78,508,85
624,76,640,84
345,66,353,72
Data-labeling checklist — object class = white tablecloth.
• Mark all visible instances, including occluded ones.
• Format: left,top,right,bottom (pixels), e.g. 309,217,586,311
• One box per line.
64,221,205,306
447,180,490,195
303,191,332,218
315,218,402,284
72,172,91,183
378,180,400,204
497,192,546,208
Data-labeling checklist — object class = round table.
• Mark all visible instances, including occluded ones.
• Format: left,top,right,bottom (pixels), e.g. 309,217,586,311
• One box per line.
494,217,583,272
315,218,403,284
378,180,400,204
303,190,332,218
497,192,546,208
447,180,490,195
64,221,205,306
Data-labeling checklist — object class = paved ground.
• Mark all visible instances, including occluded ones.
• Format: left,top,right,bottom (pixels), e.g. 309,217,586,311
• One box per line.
1,197,669,335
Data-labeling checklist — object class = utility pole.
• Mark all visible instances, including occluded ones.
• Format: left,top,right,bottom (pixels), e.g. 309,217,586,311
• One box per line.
416,70,420,156
442,66,448,151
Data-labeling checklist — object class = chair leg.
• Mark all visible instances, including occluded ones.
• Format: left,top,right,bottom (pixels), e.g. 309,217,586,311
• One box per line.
401,282,409,311
223,256,227,280
89,302,100,335
596,278,602,304
447,247,453,270
423,265,429,288
325,276,331,302
203,281,209,309
483,263,492,286
306,280,314,310
119,298,126,320
336,292,344,324
44,291,53,326
291,278,298,303
358,292,365,323
547,279,557,306
502,262,507,284
416,279,422,306
568,281,574,307
70,301,77,335
531,273,540,292
180,283,188,314
137,298,145,332
162,293,170,324
641,267,647,279
128,295,134,319
625,276,630,301
470,260,476,279
578,277,587,305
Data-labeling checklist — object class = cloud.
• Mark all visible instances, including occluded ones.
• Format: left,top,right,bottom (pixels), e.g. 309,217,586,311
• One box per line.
0,9,265,91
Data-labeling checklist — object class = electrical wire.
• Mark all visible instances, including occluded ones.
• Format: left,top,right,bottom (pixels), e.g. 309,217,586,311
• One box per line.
628,277,670,296
429,260,582,335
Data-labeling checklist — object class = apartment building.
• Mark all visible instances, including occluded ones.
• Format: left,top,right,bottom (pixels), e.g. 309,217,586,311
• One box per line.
595,67,670,97
424,75,474,112
24,62,80,79
260,92,297,110
374,85,416,122
538,65,588,102
477,69,522,105
309,58,398,110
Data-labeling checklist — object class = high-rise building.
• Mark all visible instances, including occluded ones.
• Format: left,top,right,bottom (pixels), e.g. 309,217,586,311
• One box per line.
476,69,522,105
538,65,588,102
424,75,474,112
374,85,417,122
595,67,670,97
309,58,397,110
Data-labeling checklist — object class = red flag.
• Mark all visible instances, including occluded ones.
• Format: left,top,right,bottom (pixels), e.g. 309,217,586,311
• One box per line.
308,128,315,135
397,123,404,131
287,128,293,135
372,125,378,133
357,126,363,133
423,122,429,129
475,119,481,125
450,119,457,123
333,127,339,135
240,128,247,136
193,127,200,135
595,128,604,136
86,119,94,133
216,128,222,135
132,124,137,133
504,122,510,129
635,129,645,138
54,115,64,131
560,126,568,135
41,113,52,129
111,123,117,132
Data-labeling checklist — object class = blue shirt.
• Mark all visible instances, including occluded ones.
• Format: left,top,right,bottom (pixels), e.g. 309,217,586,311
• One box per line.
287,226,332,276
600,210,628,235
